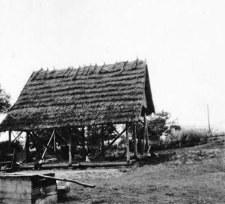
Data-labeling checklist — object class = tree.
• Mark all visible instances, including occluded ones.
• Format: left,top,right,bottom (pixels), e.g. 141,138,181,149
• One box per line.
0,85,10,113
147,111,181,141
86,123,117,157
147,111,170,140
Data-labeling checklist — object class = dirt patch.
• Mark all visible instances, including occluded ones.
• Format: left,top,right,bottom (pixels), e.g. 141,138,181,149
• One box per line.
21,168,124,179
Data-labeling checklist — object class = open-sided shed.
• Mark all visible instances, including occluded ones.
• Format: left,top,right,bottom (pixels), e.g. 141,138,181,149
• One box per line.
0,59,154,165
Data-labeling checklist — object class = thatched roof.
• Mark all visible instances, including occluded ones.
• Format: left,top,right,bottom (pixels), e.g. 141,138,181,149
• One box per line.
0,60,154,131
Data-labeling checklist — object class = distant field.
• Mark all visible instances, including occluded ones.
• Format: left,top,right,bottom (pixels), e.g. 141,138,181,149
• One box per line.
53,138,225,204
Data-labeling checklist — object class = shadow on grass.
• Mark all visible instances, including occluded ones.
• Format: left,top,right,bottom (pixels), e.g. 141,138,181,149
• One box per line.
58,195,107,204
58,196,83,203
137,152,176,167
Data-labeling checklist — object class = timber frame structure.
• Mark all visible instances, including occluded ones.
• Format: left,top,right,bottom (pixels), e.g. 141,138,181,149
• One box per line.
0,59,155,164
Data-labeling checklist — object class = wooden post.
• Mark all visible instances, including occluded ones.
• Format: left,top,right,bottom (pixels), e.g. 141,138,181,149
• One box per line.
144,113,149,150
82,127,85,159
53,131,56,153
8,130,12,143
126,124,130,163
25,132,29,163
68,130,72,166
101,125,104,158
133,123,137,158
142,127,146,153
137,125,143,155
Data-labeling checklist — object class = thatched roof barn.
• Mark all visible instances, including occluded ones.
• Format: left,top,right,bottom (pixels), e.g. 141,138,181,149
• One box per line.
0,59,155,165
0,59,154,131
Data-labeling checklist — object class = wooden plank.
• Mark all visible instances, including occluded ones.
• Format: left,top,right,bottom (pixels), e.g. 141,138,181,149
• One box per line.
79,161,134,167
17,161,134,170
14,173,95,188
18,163,73,170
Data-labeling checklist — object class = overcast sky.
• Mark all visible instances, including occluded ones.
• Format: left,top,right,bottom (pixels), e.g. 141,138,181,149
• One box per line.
1,0,225,130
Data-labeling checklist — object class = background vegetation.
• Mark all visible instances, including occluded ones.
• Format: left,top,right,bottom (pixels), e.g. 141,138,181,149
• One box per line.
0,84,10,114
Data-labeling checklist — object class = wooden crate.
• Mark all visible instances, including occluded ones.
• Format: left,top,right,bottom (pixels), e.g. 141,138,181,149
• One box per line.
0,173,57,204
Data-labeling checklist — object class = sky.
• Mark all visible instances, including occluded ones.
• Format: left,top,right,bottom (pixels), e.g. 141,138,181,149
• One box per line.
1,0,225,131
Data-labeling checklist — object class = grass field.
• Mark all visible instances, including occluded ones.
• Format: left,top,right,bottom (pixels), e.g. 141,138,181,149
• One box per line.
55,138,225,204
23,138,225,204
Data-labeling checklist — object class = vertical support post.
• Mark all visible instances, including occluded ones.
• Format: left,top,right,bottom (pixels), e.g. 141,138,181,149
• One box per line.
25,131,30,163
142,126,146,153
53,131,56,153
8,130,12,143
68,129,72,166
126,123,130,163
144,113,149,150
101,125,104,158
133,123,137,158
137,125,142,155
82,126,85,159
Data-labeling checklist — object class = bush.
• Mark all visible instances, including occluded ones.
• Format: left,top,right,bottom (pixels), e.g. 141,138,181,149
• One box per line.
150,128,209,150
180,128,208,147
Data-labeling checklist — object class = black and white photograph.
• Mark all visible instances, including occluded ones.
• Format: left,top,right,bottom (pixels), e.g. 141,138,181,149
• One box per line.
0,0,225,203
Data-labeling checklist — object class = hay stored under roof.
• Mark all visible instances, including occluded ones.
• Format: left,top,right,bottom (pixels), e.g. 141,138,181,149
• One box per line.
0,60,154,131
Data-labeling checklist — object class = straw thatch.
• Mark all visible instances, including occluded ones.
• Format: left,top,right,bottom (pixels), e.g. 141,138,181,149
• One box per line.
0,60,154,131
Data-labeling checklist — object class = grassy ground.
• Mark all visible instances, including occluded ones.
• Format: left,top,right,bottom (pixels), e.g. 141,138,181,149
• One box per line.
55,138,225,204
21,138,225,203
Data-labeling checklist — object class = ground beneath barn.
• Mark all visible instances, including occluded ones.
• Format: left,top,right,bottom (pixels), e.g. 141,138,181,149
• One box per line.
23,139,225,203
